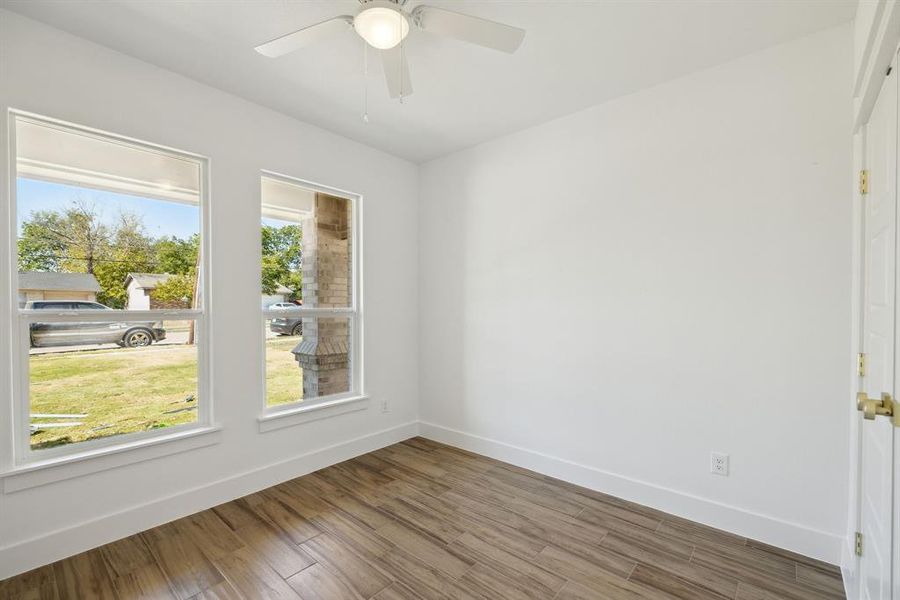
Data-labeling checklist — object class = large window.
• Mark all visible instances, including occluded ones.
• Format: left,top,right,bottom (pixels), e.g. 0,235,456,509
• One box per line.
10,113,209,461
260,174,360,412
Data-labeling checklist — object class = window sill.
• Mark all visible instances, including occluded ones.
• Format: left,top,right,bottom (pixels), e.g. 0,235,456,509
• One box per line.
258,395,370,433
0,425,222,493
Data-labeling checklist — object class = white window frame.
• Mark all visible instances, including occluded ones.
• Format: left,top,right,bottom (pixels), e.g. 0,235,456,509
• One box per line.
259,171,363,420
6,110,214,467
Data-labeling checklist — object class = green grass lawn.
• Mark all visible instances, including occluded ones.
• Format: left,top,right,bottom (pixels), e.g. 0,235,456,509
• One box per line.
266,335,303,407
29,335,304,450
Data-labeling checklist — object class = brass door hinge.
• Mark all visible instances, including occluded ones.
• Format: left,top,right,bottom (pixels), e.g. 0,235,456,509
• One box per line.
858,353,866,377
856,531,863,556
860,170,869,195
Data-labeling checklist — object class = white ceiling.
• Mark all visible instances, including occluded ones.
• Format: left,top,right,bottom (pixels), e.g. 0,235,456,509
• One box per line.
2,0,856,163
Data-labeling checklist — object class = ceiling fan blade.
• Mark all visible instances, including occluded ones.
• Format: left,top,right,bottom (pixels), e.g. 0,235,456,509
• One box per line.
380,45,413,99
255,16,353,57
411,5,525,53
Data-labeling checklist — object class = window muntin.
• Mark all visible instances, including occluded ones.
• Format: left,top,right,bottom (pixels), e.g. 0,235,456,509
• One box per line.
10,113,209,462
260,174,359,412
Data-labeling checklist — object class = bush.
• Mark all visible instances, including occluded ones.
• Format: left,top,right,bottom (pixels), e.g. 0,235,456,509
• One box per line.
151,273,194,309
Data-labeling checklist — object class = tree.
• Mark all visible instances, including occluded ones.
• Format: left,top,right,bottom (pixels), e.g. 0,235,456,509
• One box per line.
93,213,155,308
152,274,194,308
154,235,199,275
18,200,303,310
17,200,156,308
17,219,67,272
17,200,111,274
261,224,301,299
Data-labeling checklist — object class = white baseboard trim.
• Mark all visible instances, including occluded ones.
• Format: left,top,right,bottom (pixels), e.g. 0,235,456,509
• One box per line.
419,421,843,565
0,421,418,580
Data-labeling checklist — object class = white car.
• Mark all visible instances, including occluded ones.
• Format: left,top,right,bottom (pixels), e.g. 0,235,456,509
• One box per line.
268,302,298,310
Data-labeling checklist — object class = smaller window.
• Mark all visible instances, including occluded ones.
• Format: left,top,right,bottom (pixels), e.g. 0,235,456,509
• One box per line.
29,302,73,310
73,302,109,310
260,174,360,412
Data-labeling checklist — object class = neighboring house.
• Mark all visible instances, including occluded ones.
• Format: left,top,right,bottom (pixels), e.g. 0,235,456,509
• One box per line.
124,273,178,310
18,272,102,308
262,284,294,309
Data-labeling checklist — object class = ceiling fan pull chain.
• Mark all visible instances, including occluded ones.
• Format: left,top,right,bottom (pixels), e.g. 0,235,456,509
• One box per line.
363,38,370,122
399,7,404,104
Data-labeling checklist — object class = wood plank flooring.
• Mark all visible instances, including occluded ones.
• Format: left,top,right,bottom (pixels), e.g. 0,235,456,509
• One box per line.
0,438,846,599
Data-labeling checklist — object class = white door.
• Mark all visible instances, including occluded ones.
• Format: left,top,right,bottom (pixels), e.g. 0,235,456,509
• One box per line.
859,57,897,600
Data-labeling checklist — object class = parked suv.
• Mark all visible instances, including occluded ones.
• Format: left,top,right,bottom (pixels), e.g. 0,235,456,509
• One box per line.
26,301,167,348
270,314,303,336
268,301,303,336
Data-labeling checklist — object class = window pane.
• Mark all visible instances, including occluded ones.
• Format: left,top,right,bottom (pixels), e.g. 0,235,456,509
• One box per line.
15,117,202,311
265,316,351,407
261,178,352,310
29,319,198,450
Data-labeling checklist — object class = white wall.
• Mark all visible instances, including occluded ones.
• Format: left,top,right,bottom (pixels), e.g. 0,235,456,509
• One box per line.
126,282,150,311
419,24,852,563
0,10,418,577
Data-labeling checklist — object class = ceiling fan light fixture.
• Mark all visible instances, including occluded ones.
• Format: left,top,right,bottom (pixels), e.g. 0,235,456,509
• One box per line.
354,5,410,50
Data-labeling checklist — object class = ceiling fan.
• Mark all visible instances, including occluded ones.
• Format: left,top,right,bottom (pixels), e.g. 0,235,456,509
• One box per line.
254,0,526,99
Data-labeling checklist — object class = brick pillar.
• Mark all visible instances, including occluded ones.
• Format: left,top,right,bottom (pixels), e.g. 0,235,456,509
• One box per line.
292,194,351,398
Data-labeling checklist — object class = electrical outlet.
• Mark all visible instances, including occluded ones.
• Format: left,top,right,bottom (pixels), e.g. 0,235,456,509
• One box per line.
380,398,389,413
710,452,729,476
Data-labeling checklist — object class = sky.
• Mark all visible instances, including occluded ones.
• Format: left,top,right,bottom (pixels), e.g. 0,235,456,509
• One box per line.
17,178,299,241
262,217,295,228
16,178,201,239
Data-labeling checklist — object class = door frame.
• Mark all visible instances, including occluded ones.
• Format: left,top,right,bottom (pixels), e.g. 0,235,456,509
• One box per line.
848,4,900,599
846,123,865,599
